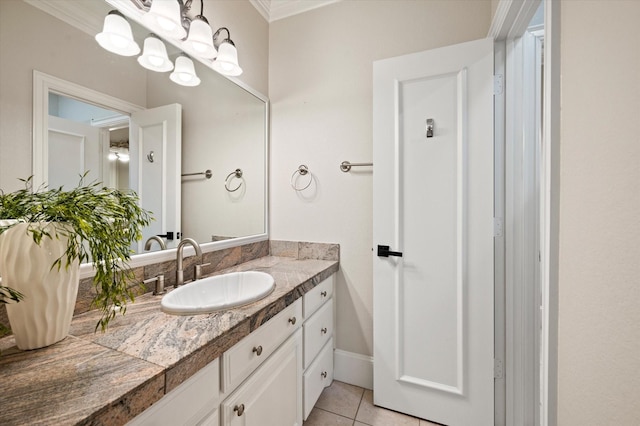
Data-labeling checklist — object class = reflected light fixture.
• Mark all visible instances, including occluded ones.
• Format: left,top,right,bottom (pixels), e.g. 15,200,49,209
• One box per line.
138,34,174,72
142,0,187,40
212,28,242,76
170,54,201,86
182,0,217,59
108,148,130,162
95,10,140,56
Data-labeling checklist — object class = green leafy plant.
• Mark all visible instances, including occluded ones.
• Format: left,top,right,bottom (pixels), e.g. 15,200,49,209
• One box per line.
0,176,152,331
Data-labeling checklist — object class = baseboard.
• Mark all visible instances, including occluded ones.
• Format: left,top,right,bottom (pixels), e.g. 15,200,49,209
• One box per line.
333,349,373,390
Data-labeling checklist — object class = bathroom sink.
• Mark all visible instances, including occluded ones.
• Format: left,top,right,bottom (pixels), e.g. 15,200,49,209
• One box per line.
161,271,275,315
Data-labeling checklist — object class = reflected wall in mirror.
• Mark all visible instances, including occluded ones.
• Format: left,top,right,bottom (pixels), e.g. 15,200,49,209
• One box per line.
0,0,268,258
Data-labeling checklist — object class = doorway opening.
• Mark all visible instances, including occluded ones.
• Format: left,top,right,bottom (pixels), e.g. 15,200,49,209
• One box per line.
492,0,559,424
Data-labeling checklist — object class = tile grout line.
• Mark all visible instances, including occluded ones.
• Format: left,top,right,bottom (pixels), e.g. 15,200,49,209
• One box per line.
353,387,367,425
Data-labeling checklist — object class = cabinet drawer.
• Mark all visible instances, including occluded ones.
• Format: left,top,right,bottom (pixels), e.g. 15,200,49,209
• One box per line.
303,298,333,369
303,338,334,420
222,299,302,393
303,275,334,319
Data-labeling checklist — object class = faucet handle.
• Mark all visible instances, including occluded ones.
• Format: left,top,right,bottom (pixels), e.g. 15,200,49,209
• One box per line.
195,263,211,280
143,274,166,295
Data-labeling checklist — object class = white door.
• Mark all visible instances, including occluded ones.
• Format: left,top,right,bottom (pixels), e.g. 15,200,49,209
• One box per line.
48,116,104,189
130,104,182,251
373,38,494,425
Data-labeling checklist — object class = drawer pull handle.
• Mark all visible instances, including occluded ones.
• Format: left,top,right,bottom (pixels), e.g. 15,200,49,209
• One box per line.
321,291,327,297
288,317,297,325
253,346,263,356
234,404,245,416
321,327,328,334
321,371,327,379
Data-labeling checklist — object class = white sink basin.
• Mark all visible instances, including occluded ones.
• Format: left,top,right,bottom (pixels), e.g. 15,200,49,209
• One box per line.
161,271,275,315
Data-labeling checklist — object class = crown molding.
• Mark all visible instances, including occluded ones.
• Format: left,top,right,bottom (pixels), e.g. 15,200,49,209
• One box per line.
249,0,341,23
24,0,108,37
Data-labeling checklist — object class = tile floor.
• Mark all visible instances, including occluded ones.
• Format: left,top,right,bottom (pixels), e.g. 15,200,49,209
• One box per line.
303,380,441,426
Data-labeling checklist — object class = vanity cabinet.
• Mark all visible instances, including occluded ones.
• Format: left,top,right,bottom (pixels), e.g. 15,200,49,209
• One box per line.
127,274,335,426
302,275,335,419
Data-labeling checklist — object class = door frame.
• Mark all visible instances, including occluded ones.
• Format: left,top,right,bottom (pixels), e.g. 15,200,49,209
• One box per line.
489,1,560,425
33,70,144,189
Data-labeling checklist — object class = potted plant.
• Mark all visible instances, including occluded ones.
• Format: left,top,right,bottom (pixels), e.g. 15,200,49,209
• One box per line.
0,176,152,350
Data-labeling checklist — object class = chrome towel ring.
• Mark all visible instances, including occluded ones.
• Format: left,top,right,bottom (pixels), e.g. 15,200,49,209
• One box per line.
291,164,312,191
225,169,243,192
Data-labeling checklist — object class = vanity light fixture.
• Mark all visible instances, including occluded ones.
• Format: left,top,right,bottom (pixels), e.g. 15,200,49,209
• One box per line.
138,34,174,72
182,0,217,59
211,28,243,76
170,54,201,86
95,10,140,56
142,0,187,40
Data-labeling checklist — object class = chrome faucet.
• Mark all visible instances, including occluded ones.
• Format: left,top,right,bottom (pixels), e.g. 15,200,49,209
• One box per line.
144,235,167,251
175,238,203,287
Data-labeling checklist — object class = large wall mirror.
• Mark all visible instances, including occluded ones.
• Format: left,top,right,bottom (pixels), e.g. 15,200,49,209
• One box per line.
0,0,268,270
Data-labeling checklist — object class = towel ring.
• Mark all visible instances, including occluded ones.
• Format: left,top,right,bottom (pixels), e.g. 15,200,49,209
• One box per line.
225,169,243,192
290,165,312,191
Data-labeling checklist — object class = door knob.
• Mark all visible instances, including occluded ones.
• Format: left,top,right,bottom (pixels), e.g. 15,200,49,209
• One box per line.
377,245,403,257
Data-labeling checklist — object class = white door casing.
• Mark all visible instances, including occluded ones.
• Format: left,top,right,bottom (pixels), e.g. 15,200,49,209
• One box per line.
373,38,494,425
130,104,182,251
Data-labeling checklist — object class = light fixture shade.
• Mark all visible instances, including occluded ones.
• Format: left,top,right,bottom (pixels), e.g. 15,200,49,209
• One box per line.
170,55,201,86
95,11,140,56
142,0,187,40
183,16,217,59
138,35,174,72
212,41,242,76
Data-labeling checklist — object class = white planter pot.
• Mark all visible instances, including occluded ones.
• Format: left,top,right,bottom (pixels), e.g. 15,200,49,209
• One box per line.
0,222,79,350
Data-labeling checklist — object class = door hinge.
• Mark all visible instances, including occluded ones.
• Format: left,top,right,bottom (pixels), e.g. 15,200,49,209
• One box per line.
494,74,504,96
494,358,504,379
493,217,503,238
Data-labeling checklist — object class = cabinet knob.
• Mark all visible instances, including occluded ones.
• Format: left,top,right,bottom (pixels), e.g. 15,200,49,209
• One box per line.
288,317,297,325
321,371,327,379
321,327,327,334
234,404,245,416
253,345,263,356
321,291,327,297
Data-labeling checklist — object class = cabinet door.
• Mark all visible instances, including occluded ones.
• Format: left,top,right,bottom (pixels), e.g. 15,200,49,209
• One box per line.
127,359,219,426
221,330,303,426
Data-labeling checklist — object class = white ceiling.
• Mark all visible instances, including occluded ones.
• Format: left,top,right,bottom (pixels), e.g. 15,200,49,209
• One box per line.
249,0,341,22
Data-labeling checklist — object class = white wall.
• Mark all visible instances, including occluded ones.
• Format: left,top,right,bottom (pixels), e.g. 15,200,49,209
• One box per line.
558,1,640,424
269,0,492,358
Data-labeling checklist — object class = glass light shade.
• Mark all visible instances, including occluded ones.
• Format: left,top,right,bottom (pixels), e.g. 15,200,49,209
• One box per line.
142,0,186,40
212,41,242,76
138,36,174,72
170,56,201,87
95,11,140,56
183,16,217,59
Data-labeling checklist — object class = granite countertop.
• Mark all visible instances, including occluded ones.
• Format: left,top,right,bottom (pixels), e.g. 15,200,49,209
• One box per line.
0,255,339,425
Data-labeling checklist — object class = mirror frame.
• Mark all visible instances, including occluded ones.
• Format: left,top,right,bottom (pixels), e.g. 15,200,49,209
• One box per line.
29,0,269,278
